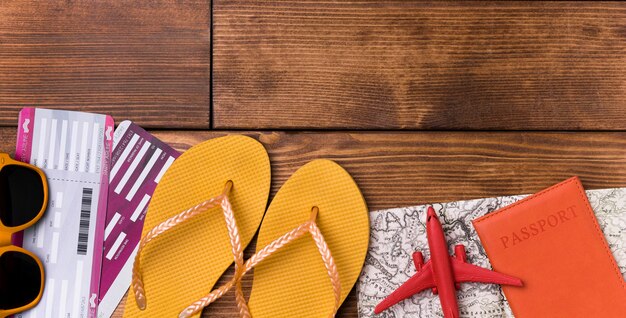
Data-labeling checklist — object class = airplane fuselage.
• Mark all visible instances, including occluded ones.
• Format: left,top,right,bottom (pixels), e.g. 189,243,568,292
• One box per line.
426,210,459,318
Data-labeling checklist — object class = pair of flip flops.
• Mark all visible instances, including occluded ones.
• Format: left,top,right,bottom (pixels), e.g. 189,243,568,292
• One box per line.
122,135,370,317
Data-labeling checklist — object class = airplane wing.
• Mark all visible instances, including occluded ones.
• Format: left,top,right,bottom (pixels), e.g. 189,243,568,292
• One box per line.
451,258,523,286
374,260,436,314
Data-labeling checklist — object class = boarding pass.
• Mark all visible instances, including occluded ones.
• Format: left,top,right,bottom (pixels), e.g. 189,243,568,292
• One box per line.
98,121,179,318
14,108,114,318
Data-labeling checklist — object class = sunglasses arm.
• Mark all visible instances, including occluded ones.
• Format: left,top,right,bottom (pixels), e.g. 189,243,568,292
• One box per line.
0,231,12,246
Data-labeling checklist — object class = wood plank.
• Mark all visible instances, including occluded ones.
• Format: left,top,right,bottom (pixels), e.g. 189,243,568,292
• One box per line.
149,131,626,210
213,1,626,130
1,129,625,317
0,1,210,129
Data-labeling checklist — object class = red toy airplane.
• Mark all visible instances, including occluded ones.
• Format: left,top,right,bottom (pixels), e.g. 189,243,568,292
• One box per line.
375,206,523,318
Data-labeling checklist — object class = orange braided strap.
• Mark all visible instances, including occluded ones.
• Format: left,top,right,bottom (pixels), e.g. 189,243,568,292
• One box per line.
219,185,251,317
179,207,342,318
132,181,250,316
309,220,341,316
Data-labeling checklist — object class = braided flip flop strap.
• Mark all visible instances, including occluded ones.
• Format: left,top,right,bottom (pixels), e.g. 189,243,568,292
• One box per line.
179,207,342,318
131,181,249,316
308,220,341,315
219,185,251,317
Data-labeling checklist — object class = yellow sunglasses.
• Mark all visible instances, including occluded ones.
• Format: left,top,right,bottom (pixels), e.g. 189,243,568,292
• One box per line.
0,153,47,318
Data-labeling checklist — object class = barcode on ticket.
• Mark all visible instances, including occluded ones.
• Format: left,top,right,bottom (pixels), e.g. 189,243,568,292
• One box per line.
77,187,93,255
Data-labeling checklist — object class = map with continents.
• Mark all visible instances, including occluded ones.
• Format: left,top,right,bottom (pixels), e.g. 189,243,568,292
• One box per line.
357,188,626,318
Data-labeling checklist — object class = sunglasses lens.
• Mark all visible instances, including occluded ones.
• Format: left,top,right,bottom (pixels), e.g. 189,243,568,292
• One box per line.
0,251,42,309
0,165,45,227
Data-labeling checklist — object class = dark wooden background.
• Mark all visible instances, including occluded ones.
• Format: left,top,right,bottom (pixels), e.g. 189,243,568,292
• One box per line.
1,1,625,317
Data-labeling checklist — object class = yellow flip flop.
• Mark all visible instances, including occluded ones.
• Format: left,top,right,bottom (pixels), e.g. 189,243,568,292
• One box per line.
181,159,369,317
123,135,271,318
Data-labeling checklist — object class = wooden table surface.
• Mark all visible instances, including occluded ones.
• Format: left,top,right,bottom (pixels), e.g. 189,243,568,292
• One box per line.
1,1,625,317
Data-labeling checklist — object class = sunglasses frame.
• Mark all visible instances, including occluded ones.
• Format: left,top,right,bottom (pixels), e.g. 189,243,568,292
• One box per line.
0,153,47,318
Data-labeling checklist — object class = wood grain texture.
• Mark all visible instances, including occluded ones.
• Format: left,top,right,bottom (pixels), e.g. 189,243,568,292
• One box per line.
213,1,626,130
0,1,210,129
2,128,625,317
148,131,626,211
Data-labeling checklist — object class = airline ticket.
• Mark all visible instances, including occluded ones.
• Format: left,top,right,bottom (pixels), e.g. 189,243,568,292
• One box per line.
14,108,114,318
98,121,179,318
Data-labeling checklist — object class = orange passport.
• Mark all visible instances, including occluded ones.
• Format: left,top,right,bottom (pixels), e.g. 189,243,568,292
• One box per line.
473,177,626,317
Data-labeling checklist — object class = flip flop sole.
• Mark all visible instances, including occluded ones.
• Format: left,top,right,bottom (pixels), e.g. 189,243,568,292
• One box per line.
248,159,369,317
123,135,270,318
